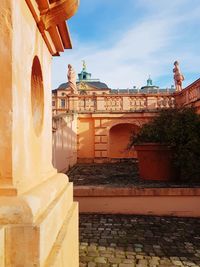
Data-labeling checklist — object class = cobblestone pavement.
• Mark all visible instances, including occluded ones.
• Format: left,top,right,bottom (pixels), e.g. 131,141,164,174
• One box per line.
68,161,200,188
79,214,200,267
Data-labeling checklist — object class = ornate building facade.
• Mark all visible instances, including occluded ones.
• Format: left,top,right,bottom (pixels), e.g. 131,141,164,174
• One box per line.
52,64,200,171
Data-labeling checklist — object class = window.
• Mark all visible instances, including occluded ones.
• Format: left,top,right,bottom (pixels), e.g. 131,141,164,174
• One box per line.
61,99,65,108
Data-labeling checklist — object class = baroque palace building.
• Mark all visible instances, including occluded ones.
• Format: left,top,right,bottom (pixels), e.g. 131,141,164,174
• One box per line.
52,62,175,102
52,63,200,173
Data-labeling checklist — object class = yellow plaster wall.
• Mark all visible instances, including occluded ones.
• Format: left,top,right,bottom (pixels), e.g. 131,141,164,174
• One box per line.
78,118,94,159
12,0,56,194
0,1,79,266
44,203,79,267
0,0,12,186
0,227,5,267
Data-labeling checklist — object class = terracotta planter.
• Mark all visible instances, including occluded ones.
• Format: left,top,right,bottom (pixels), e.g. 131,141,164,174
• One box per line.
134,143,174,181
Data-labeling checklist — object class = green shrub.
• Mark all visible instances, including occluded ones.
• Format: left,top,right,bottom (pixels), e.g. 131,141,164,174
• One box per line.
129,107,200,182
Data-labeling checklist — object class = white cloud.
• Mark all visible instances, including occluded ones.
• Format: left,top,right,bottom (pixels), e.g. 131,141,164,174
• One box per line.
52,0,200,89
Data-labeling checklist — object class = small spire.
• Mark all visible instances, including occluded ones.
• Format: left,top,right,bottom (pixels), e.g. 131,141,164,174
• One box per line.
147,75,153,86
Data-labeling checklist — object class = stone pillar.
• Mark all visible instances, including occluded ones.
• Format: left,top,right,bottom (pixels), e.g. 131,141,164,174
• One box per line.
69,95,79,111
96,96,106,111
146,96,158,110
122,96,130,111
0,1,78,266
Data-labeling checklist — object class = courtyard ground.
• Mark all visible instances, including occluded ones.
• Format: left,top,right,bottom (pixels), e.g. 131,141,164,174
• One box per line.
67,161,200,188
67,162,200,266
79,214,200,267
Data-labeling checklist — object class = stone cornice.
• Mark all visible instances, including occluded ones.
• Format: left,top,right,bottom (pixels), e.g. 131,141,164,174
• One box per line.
25,0,79,55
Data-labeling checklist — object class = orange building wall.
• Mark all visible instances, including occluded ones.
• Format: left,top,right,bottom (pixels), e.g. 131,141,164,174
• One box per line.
109,123,138,158
77,118,95,160
77,113,154,162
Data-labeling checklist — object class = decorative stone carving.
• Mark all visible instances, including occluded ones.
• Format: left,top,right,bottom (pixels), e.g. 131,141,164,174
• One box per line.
78,82,89,90
173,61,184,92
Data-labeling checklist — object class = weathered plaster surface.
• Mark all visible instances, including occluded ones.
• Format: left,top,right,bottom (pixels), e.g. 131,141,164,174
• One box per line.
0,1,79,266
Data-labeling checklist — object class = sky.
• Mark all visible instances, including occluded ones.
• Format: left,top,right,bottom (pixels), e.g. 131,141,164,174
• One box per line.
52,0,200,90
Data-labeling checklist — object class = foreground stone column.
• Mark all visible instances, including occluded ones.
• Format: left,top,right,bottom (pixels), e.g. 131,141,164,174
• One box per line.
0,1,79,266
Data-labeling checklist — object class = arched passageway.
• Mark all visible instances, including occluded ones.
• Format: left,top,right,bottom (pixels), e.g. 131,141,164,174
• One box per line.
109,123,139,159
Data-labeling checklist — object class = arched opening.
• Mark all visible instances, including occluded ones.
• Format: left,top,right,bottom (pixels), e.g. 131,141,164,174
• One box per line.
109,123,139,159
31,56,44,136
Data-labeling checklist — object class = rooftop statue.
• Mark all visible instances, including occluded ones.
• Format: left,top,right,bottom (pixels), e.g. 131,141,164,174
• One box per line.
82,60,87,71
67,64,78,94
173,61,184,92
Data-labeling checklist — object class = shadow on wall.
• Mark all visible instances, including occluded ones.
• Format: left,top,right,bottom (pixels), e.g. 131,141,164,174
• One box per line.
76,113,149,163
109,123,139,159
77,118,95,160
52,114,77,172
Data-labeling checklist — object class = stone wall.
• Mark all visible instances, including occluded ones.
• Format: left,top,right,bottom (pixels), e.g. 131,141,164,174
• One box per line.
53,93,176,114
77,113,156,163
175,78,200,113
53,113,77,172
0,1,79,266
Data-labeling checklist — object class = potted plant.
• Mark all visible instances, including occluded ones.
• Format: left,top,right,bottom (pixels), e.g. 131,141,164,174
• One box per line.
129,107,200,182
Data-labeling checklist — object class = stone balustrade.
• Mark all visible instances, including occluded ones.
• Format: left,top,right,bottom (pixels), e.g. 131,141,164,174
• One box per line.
52,78,200,114
175,78,200,112
52,93,176,114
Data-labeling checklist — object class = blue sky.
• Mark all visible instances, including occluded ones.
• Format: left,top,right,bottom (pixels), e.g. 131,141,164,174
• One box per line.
52,0,200,89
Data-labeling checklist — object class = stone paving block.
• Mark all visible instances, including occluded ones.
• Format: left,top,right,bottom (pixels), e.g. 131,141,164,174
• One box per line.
88,251,99,257
108,257,122,264
88,245,97,251
182,261,197,266
160,259,172,264
119,264,135,267
96,263,110,267
137,259,148,266
149,263,159,267
100,252,114,258
135,255,144,260
94,257,107,264
80,256,94,263
116,251,125,255
81,242,89,246
135,248,142,252
171,260,183,265
116,253,126,259
98,246,106,251
107,247,115,252
126,252,136,256
122,259,135,264
127,255,136,259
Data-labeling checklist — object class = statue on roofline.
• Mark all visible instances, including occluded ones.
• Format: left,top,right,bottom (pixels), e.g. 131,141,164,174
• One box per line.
82,60,87,71
67,64,77,94
173,61,184,92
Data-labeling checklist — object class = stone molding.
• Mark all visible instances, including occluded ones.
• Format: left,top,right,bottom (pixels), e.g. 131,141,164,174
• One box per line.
25,0,79,55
